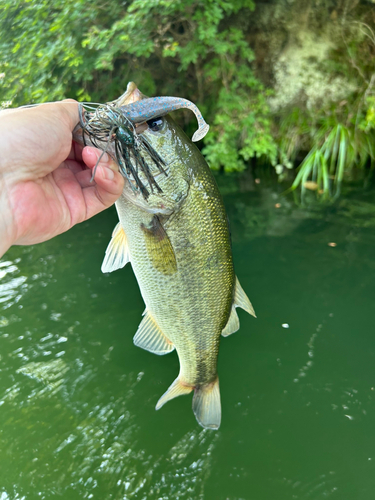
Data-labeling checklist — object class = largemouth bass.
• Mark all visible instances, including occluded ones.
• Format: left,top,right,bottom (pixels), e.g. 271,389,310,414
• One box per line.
79,84,255,429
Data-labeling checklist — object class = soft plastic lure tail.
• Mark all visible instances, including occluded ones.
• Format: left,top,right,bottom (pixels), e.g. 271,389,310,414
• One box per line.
119,96,209,141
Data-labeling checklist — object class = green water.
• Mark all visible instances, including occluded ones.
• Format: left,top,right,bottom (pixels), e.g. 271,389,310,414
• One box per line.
1,178,375,500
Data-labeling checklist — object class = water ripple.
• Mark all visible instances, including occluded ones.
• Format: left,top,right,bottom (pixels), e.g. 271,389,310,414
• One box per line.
281,471,339,499
0,260,27,309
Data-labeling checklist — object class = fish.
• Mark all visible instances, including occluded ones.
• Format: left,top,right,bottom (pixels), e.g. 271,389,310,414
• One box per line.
77,83,256,429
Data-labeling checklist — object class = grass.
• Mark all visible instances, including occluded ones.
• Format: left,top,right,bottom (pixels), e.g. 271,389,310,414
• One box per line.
287,123,375,202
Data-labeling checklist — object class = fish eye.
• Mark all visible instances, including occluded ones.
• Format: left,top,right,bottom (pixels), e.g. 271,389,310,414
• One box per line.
147,117,164,132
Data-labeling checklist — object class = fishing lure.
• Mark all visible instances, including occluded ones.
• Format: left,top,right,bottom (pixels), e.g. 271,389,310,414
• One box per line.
78,103,167,200
118,96,209,142
78,95,210,199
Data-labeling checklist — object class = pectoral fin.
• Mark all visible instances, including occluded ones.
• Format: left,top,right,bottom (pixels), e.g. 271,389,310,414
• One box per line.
155,377,193,410
133,310,175,355
101,222,130,273
141,215,177,275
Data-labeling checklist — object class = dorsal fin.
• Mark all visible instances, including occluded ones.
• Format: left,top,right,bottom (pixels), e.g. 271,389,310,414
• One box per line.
234,276,256,317
133,310,175,355
101,222,130,273
222,277,256,337
221,306,240,337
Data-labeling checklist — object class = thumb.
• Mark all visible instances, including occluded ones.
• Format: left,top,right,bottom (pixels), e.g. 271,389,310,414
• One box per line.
57,99,80,131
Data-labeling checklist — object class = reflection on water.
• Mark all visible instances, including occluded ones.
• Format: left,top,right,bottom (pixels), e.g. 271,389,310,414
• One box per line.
0,259,27,309
1,181,375,499
0,250,219,499
280,471,338,499
292,318,325,384
0,345,218,499
16,359,70,398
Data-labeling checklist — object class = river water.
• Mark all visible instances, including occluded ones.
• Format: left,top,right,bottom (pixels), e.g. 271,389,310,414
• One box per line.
1,176,375,499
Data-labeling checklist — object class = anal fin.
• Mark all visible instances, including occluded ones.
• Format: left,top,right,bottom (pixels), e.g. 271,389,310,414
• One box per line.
101,222,130,273
134,310,175,355
155,377,193,410
192,377,221,430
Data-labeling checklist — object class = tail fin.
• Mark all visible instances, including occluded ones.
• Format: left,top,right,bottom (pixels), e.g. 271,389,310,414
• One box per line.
192,377,221,430
155,377,193,410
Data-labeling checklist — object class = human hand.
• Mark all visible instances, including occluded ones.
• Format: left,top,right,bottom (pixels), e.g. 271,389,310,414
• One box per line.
0,100,124,257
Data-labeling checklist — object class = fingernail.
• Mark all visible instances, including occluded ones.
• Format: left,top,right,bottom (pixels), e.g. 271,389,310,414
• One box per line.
99,152,109,163
101,166,115,180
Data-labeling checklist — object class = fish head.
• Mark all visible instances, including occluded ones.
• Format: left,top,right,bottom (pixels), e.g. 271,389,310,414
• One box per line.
141,114,197,175
122,113,196,214
114,83,199,213
75,82,204,213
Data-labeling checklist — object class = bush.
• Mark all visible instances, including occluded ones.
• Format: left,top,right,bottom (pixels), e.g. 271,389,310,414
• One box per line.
1,0,375,196
0,0,277,172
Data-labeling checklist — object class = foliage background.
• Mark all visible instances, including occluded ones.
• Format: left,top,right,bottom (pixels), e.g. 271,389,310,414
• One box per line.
1,0,375,196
